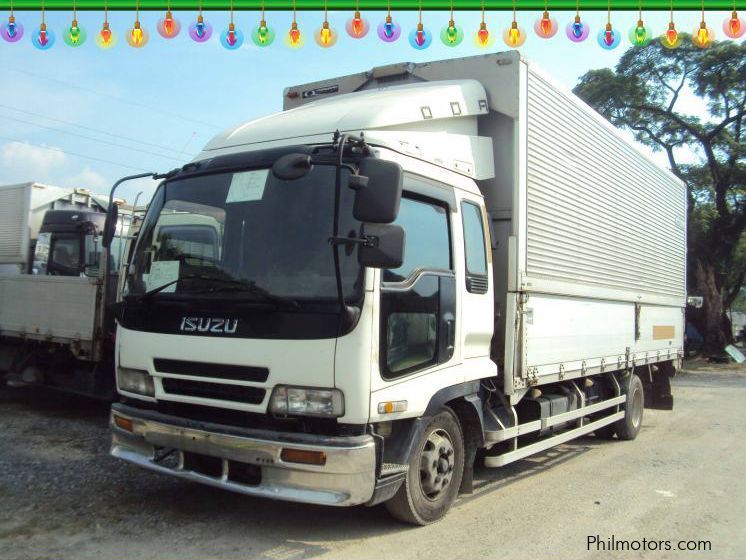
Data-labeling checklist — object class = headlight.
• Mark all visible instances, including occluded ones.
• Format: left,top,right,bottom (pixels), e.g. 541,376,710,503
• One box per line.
270,386,344,418
117,367,155,397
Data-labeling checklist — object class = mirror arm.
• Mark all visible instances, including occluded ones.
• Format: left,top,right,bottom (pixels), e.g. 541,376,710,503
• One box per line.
329,235,379,248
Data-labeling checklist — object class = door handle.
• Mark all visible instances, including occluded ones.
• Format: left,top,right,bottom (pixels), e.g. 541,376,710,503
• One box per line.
446,319,455,358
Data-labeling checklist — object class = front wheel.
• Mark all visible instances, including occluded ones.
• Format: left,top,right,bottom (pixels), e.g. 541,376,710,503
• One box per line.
385,408,465,525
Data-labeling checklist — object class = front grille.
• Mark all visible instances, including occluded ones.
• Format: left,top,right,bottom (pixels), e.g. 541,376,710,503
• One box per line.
161,378,266,405
153,358,269,382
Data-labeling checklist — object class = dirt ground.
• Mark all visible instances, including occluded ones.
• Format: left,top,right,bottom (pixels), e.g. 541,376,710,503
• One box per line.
1,360,745,560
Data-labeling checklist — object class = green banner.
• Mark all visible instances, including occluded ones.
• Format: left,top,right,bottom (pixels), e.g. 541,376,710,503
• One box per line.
0,1,738,10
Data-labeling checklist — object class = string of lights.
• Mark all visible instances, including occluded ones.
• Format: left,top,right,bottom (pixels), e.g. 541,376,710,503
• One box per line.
2,3,744,49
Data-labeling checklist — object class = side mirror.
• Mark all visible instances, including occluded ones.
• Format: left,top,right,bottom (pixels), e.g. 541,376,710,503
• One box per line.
102,204,119,249
272,153,313,181
353,158,403,224
358,223,405,269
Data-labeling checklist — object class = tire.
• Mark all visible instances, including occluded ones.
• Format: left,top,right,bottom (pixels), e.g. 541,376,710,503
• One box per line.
385,408,465,526
594,423,617,439
614,374,645,441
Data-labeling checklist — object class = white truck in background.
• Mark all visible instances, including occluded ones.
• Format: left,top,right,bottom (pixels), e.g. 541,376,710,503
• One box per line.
108,52,685,525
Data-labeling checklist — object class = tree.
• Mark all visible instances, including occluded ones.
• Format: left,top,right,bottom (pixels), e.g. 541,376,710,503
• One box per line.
573,35,746,354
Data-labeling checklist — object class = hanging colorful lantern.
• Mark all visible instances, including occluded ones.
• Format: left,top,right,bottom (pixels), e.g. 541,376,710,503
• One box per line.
1,1,24,42
95,0,117,48
127,0,149,48
440,1,463,46
629,3,651,47
346,1,369,38
32,1,55,50
377,1,401,42
285,0,304,48
723,6,745,38
534,5,558,39
157,4,181,39
597,2,620,50
661,2,681,50
566,3,589,43
503,1,526,49
63,1,87,47
315,2,338,48
408,1,431,49
474,1,494,48
251,0,275,46
220,0,243,49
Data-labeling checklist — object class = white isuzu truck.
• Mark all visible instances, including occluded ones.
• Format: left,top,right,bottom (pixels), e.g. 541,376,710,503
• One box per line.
108,52,685,525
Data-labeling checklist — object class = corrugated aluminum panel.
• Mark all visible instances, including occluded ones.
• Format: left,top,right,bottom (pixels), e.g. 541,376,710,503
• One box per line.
524,68,686,303
0,184,31,264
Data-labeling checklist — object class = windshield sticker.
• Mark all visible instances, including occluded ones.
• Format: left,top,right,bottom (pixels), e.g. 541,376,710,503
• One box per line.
146,260,180,293
226,170,269,203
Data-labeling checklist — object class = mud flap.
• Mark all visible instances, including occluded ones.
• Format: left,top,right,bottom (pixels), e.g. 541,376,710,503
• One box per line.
642,364,674,411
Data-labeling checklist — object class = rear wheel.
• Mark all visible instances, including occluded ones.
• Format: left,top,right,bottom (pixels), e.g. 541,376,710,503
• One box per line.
385,408,464,525
614,374,644,440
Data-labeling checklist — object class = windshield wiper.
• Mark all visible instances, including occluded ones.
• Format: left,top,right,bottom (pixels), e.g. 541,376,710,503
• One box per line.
185,278,301,309
128,273,229,303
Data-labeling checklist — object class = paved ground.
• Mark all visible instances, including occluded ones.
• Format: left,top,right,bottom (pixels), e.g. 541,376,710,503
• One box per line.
1,362,745,560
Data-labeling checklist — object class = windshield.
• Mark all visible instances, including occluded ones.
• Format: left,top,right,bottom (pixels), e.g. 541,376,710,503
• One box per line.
126,165,362,302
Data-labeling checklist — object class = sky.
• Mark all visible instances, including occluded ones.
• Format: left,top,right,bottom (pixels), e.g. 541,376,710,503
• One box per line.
0,9,735,203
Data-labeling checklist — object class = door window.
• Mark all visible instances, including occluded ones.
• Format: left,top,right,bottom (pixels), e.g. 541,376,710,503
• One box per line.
383,197,451,283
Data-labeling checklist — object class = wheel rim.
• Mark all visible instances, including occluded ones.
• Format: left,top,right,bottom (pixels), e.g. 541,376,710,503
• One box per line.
630,386,643,429
418,428,455,501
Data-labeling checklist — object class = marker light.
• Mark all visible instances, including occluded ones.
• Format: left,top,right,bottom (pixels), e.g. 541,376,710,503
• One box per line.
378,400,408,414
220,22,244,49
251,19,275,46
1,15,24,42
157,10,181,38
503,20,526,47
597,22,620,49
408,22,432,49
280,448,327,465
723,10,744,38
315,20,338,47
661,21,681,48
441,19,463,46
63,18,86,46
629,19,650,46
32,22,55,49
188,15,213,42
96,21,117,48
566,15,589,42
346,10,369,38
692,20,714,48
126,20,149,47
534,10,558,38
377,15,401,42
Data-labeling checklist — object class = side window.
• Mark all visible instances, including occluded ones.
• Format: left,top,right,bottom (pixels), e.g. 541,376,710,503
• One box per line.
384,197,451,283
461,201,489,294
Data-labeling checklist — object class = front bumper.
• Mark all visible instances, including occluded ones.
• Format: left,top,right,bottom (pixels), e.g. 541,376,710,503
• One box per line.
110,403,377,507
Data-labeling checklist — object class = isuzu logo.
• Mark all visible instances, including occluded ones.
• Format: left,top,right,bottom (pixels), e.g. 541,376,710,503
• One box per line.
179,317,239,334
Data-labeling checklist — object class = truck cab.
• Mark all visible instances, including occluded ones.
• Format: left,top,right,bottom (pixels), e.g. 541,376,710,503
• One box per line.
33,209,107,277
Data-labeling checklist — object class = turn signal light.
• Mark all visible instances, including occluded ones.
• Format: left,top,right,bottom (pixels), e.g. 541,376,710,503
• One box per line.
113,415,134,432
280,448,327,466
